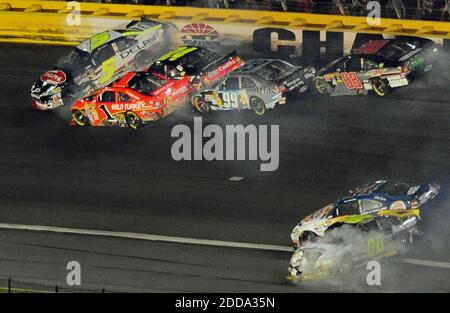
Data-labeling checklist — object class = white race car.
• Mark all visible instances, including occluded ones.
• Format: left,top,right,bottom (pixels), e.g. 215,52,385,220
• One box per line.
31,18,177,110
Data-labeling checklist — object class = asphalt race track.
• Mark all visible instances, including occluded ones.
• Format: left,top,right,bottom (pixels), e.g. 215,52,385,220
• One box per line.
0,43,449,292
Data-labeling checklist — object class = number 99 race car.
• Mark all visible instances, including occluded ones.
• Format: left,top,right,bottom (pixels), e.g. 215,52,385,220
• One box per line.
30,18,177,111
191,71,287,116
314,37,439,97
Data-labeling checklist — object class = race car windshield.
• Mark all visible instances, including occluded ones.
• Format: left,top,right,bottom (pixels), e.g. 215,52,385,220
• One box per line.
376,42,416,61
323,56,346,72
57,49,91,74
129,73,165,95
256,61,295,81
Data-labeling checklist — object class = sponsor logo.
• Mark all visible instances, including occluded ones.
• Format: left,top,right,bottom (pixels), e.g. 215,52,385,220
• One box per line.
180,23,220,49
111,103,145,111
120,35,161,59
40,70,67,85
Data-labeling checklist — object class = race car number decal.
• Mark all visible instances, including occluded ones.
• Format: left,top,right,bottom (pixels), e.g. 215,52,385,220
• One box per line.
221,92,239,108
367,236,384,257
100,57,115,84
340,72,363,90
99,104,115,121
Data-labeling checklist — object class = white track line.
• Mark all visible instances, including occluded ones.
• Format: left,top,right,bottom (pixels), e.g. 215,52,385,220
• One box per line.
1,223,449,269
0,223,292,252
403,258,450,269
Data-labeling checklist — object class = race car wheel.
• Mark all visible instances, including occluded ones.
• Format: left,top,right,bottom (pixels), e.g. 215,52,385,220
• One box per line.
250,97,266,116
371,78,390,97
72,110,89,127
125,111,142,130
314,78,332,95
192,96,210,113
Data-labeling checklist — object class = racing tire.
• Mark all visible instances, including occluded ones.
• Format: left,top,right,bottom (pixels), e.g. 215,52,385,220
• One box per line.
314,77,332,96
250,97,266,116
371,78,390,97
72,110,89,127
192,95,210,114
125,111,142,130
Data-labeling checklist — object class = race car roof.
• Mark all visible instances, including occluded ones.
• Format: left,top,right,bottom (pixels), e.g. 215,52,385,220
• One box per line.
77,30,124,54
352,40,391,55
236,59,279,73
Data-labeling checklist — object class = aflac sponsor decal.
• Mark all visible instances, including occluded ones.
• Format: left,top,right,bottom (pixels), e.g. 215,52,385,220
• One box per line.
40,70,67,85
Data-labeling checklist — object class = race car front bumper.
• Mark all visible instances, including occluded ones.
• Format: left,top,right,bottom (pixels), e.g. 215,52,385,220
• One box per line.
31,93,64,111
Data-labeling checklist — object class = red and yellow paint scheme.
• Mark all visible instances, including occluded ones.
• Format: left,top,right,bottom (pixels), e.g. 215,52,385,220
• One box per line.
70,70,192,129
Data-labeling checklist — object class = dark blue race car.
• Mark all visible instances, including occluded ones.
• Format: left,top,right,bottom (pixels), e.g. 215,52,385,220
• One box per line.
291,180,441,246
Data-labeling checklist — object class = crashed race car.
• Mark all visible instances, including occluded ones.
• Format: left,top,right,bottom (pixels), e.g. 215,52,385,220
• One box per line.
147,45,244,89
314,38,439,97
31,19,177,111
71,69,192,129
288,180,440,281
191,70,287,115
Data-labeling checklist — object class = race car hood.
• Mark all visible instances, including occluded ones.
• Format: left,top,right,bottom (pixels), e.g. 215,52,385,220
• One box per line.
31,69,68,99
291,217,332,241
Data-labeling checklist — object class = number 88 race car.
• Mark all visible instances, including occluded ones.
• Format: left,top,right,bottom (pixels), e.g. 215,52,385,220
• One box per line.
314,37,438,97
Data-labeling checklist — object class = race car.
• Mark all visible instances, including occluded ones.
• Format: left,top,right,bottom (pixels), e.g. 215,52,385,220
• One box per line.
31,18,177,110
71,69,192,129
288,180,441,281
147,45,244,89
290,180,440,247
190,71,287,115
314,37,439,97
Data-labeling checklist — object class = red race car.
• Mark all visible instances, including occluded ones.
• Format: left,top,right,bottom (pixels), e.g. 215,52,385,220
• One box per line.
71,70,191,129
